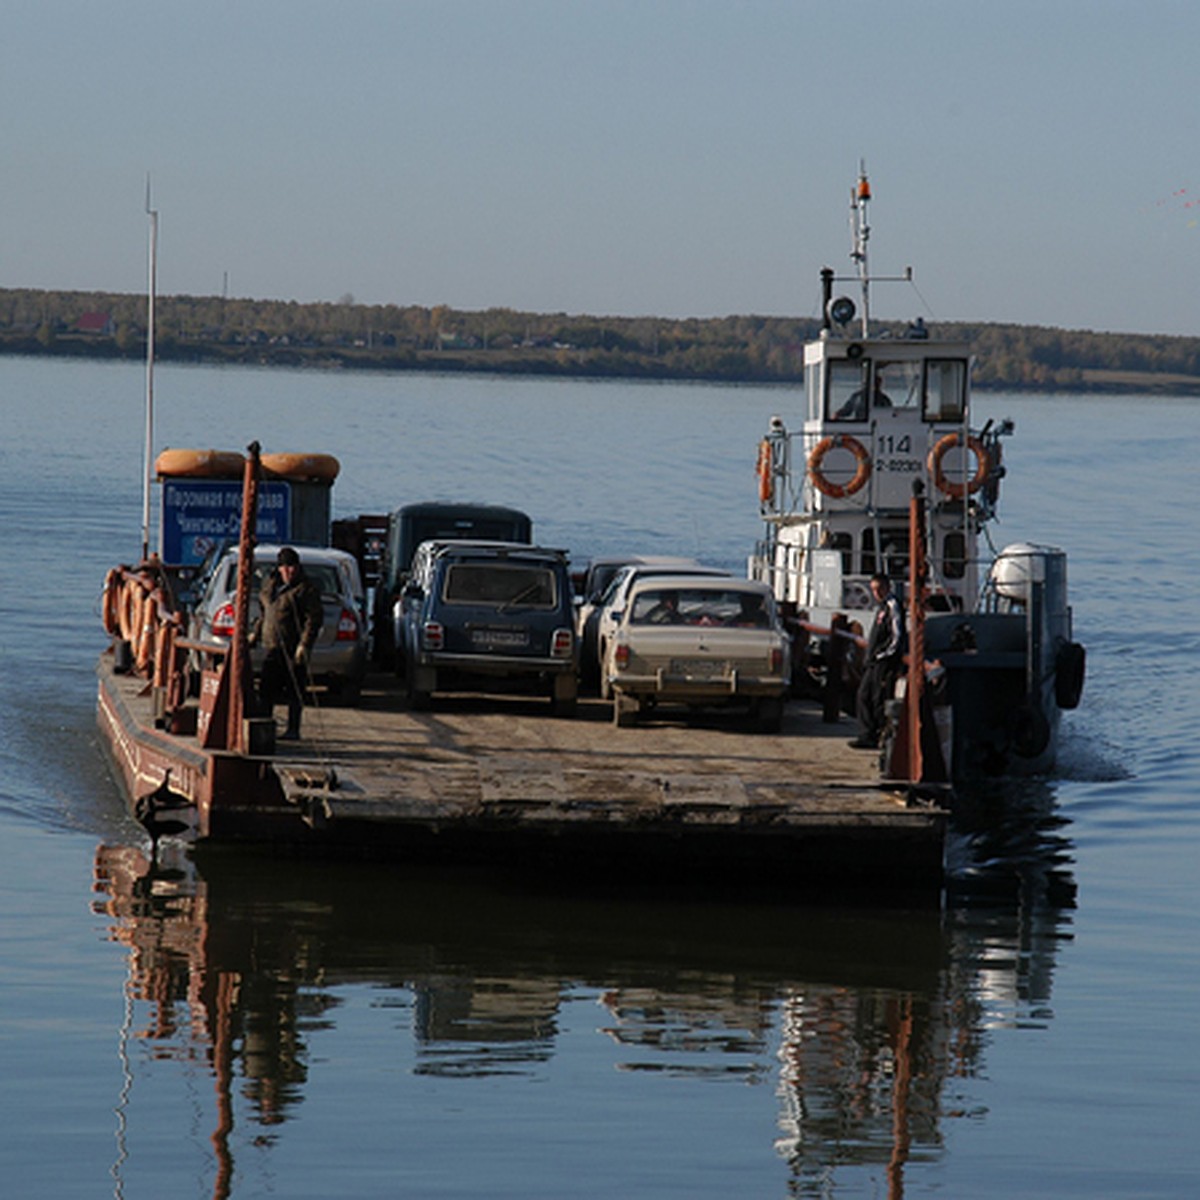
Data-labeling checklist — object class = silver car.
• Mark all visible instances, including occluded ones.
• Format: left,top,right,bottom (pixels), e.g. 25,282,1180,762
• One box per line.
190,543,368,702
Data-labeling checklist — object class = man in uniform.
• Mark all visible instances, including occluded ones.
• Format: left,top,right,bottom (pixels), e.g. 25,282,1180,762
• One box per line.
850,573,904,750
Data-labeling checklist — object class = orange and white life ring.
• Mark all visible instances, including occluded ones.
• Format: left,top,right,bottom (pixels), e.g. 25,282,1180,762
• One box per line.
756,439,774,505
154,448,246,479
808,435,872,499
261,452,341,482
928,432,991,498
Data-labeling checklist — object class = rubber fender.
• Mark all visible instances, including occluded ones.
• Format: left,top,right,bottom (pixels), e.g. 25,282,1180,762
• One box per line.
1055,642,1086,710
1010,703,1051,759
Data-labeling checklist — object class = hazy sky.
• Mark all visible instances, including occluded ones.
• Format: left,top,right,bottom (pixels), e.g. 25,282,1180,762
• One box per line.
3,1,1196,335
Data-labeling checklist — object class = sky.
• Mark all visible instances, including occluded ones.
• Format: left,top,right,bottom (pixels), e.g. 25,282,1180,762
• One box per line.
2,0,1196,337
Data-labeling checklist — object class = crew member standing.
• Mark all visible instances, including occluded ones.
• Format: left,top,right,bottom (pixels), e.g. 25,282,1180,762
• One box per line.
256,546,324,740
850,573,905,749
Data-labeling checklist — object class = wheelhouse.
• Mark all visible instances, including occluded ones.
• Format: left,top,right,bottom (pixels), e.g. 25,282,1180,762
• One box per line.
749,170,1009,626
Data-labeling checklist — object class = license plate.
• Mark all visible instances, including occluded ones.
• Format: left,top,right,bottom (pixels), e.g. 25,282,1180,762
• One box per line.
472,628,529,650
669,658,727,677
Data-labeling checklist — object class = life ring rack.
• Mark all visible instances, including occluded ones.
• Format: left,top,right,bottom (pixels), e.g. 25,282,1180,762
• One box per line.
928,432,992,499
807,434,872,499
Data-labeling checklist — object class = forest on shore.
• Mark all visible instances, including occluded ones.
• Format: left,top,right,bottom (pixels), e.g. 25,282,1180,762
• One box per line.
3,285,1199,394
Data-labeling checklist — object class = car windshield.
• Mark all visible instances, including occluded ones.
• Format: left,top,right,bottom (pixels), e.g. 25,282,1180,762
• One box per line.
442,563,557,608
630,588,771,628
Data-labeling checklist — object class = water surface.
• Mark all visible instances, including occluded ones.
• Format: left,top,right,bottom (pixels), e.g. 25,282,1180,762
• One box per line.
1,356,1197,1197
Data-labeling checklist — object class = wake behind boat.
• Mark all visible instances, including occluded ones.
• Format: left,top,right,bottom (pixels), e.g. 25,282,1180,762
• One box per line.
749,168,1084,783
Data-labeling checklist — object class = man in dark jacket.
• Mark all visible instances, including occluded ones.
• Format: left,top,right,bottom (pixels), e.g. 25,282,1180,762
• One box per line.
256,546,324,739
850,573,905,750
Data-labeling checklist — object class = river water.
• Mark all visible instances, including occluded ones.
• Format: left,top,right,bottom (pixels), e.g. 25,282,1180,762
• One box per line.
1,355,1196,1198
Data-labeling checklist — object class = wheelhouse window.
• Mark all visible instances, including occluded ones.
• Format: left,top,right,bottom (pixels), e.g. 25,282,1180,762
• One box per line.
923,359,968,422
805,366,820,422
827,360,870,422
876,360,922,409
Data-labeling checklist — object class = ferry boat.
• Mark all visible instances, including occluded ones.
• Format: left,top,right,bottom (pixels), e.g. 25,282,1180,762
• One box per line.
749,169,1084,782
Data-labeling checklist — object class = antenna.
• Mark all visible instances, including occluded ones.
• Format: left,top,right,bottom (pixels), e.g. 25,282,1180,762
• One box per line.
849,162,871,338
142,176,157,562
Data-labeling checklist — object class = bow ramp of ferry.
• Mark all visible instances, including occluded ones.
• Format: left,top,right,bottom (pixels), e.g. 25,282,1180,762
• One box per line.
97,655,945,904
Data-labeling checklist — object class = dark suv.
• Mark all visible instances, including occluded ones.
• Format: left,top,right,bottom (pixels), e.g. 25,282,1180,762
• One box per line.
401,541,577,713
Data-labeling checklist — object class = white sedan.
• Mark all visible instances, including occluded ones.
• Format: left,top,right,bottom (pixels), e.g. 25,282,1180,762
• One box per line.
588,559,730,698
603,577,790,731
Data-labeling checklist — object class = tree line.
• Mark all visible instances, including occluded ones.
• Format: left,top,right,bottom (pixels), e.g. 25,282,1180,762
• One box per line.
2,285,1198,393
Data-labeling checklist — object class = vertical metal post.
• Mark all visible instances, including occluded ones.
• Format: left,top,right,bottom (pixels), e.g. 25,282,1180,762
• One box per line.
904,481,928,782
141,178,157,562
226,442,261,752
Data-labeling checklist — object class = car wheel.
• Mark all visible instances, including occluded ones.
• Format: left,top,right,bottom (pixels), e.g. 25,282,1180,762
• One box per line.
613,691,639,728
578,649,599,694
597,641,611,700
551,673,577,717
756,696,784,734
407,665,434,711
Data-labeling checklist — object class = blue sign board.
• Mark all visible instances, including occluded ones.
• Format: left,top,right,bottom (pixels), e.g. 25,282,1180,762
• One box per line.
161,480,291,566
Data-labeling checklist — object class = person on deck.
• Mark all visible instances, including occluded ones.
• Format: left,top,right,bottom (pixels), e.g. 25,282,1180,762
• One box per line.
255,546,324,740
850,573,905,750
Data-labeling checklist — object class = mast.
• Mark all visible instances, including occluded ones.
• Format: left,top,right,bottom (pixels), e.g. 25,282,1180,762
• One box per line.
849,163,871,338
141,176,158,562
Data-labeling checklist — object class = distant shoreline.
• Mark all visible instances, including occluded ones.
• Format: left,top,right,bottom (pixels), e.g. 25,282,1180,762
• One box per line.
4,285,1200,395
5,336,1200,396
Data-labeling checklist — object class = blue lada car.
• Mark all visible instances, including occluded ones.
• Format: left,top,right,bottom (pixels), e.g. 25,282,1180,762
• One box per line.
400,540,578,714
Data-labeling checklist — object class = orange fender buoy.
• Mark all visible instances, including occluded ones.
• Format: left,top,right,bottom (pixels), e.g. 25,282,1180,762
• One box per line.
154,448,246,479
261,452,341,482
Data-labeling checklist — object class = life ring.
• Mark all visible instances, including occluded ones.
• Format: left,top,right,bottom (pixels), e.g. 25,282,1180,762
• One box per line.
928,433,991,499
154,448,246,479
261,452,341,482
808,435,871,499
135,590,159,674
102,569,123,637
153,619,176,689
119,579,139,645
756,439,774,504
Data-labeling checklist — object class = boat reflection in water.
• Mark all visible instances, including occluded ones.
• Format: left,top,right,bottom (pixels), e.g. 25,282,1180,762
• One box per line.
93,808,1075,1199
